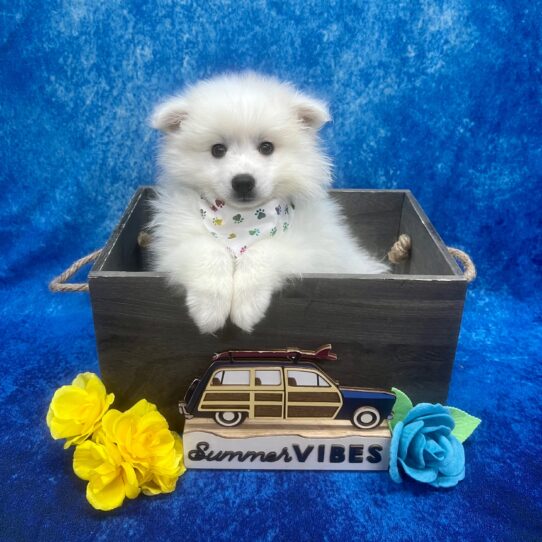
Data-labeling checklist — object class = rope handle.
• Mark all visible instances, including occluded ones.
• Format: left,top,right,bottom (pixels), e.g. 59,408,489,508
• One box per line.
388,233,476,283
48,249,102,292
447,247,477,282
50,232,476,292
48,231,150,293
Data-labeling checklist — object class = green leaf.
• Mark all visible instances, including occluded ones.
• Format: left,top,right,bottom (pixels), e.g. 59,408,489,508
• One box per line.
448,406,481,443
390,387,413,431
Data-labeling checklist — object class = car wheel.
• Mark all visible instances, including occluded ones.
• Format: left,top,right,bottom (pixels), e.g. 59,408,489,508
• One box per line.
214,411,245,427
352,406,381,429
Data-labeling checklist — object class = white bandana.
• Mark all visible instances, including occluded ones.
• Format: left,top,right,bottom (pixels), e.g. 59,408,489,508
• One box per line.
199,196,294,258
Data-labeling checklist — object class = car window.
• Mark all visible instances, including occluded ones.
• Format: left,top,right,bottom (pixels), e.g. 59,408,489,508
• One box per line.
211,370,250,385
255,370,281,386
287,370,330,387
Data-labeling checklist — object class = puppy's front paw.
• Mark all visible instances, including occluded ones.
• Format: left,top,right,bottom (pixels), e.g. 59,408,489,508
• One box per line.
185,283,232,334
230,282,273,333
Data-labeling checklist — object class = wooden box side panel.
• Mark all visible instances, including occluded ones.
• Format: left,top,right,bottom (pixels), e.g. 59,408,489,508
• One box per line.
329,190,404,263
396,192,461,276
89,275,466,430
92,187,154,273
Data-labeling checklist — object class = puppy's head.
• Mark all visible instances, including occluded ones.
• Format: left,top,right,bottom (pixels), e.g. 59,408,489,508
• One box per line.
151,72,332,207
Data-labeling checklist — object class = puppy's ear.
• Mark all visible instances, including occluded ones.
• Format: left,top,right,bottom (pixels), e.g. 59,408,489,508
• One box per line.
150,97,189,132
294,95,331,131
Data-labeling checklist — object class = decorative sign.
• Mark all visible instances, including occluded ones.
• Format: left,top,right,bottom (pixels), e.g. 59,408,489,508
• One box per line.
179,345,395,471
183,419,391,471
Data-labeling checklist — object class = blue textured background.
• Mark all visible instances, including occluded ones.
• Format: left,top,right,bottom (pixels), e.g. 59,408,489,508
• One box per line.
1,1,541,540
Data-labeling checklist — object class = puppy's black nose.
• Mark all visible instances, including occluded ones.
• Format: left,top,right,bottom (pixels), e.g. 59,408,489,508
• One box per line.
231,174,255,196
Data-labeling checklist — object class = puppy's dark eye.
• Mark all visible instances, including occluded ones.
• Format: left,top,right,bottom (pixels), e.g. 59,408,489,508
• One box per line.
258,141,274,156
211,144,227,158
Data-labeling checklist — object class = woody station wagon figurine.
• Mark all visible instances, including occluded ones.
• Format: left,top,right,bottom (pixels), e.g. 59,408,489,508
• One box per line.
179,345,396,429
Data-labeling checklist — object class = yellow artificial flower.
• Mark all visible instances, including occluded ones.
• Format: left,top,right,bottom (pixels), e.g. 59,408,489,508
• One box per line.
73,439,140,511
46,372,115,448
140,433,186,496
101,399,186,495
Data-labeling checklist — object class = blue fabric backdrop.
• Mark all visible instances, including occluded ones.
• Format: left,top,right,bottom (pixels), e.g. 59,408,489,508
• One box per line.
1,1,541,540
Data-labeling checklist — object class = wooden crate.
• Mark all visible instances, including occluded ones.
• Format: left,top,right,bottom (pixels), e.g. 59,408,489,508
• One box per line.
89,187,466,430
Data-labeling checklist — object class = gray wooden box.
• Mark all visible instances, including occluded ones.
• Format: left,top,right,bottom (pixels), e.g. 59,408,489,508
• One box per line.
89,187,467,429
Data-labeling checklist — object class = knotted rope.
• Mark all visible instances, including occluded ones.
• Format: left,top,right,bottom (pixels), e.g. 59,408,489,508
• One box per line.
387,234,476,282
387,234,411,264
447,247,477,282
137,230,152,248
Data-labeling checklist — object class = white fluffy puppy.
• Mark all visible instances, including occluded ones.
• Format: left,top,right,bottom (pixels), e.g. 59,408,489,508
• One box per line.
150,72,388,334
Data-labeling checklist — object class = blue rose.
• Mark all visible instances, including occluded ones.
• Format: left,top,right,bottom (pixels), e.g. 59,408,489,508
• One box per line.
389,403,465,488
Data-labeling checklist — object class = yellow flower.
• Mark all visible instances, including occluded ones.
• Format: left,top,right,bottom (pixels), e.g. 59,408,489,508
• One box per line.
73,439,140,511
139,433,186,496
46,372,114,448
101,399,186,495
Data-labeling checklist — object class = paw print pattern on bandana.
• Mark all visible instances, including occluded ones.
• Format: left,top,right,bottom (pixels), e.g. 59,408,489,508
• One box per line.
200,196,294,258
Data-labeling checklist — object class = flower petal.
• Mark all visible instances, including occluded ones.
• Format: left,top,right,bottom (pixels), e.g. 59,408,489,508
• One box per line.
126,399,157,418
408,433,427,469
423,438,446,466
399,458,439,484
398,420,424,459
86,473,126,511
49,388,88,419
430,468,466,488
73,441,108,481
389,421,404,483
72,372,99,389
141,472,179,495
121,463,141,500
421,425,453,438
416,412,454,431
437,435,465,477
102,408,122,432
403,403,449,425
46,372,114,448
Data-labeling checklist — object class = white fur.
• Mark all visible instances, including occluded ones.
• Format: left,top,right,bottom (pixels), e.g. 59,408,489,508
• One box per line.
150,72,388,334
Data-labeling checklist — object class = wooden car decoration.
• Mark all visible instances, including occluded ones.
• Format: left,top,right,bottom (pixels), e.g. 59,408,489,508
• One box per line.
179,345,396,429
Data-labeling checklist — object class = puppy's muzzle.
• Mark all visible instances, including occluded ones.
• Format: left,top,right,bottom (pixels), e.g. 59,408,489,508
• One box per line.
232,174,255,199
